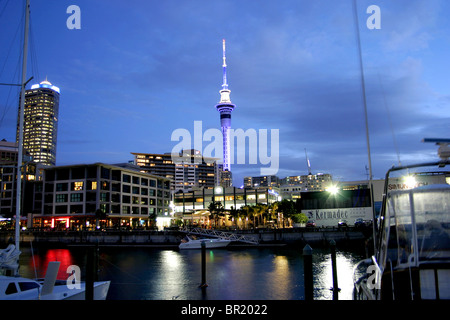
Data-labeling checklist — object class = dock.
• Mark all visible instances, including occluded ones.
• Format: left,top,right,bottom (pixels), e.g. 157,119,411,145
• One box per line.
0,227,369,248
179,227,260,245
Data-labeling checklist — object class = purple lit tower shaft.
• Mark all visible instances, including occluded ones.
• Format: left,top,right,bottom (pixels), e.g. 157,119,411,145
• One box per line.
215,39,235,172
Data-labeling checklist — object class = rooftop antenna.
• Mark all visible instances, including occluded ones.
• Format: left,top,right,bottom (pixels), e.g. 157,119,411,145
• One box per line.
305,148,312,175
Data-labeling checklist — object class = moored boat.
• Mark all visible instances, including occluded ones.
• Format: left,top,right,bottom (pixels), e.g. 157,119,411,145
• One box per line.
353,139,450,300
0,259,110,300
179,235,231,249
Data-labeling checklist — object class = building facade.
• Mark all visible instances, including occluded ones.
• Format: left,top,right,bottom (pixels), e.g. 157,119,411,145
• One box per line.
132,150,220,192
29,163,172,230
0,140,38,217
280,173,333,199
244,175,280,188
18,79,60,166
174,186,280,227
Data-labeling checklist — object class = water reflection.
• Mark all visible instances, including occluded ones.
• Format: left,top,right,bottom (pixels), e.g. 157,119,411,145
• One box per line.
19,247,76,279
266,255,292,299
16,246,364,300
149,250,188,300
313,251,363,300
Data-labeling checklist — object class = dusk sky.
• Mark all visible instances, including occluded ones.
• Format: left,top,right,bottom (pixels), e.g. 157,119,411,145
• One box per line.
0,0,449,187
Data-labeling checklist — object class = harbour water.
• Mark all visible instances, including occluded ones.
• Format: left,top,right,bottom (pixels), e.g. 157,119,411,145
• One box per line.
17,244,366,300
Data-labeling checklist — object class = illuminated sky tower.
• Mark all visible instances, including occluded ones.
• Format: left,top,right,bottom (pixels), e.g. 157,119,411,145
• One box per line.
215,39,235,181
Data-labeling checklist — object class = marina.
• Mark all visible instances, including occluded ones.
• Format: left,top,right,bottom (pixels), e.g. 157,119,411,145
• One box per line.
0,0,449,307
14,244,366,300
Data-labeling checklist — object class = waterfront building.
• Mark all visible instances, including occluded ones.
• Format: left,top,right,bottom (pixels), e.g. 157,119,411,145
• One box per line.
215,39,235,187
18,79,60,166
244,175,280,188
174,186,279,227
29,163,172,230
280,173,333,199
293,179,386,227
0,141,18,217
132,150,220,192
0,140,18,165
0,140,38,217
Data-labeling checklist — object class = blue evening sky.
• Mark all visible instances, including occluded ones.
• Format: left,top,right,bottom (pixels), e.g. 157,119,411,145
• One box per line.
0,0,449,186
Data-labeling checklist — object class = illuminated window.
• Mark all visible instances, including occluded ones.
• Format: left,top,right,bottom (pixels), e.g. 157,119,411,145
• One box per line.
72,181,83,191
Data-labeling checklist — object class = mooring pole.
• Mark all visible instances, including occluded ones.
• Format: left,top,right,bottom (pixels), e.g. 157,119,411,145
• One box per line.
303,244,313,300
199,241,208,288
330,240,340,300
85,246,95,300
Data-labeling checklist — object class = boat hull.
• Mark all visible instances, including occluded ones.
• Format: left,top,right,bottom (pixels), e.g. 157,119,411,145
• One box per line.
179,239,231,250
55,281,111,300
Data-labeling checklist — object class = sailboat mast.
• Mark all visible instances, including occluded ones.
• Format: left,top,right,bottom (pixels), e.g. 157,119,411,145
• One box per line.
352,0,376,249
15,0,30,255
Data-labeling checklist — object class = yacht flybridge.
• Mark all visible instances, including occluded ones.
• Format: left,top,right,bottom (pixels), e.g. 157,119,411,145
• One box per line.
353,139,450,300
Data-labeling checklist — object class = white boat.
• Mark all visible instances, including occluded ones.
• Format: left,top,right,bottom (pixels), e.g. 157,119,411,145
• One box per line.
353,139,450,300
179,235,231,249
0,261,110,300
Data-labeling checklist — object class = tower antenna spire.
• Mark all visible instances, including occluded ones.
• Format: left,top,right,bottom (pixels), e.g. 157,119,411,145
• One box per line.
222,39,228,90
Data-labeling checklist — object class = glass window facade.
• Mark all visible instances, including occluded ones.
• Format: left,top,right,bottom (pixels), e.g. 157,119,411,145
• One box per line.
18,81,60,166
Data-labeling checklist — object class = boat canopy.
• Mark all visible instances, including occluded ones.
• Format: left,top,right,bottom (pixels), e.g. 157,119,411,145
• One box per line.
378,183,450,271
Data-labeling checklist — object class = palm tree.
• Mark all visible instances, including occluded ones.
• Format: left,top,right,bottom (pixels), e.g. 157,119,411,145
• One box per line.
253,204,268,228
240,205,253,229
269,202,279,228
208,201,225,228
228,206,240,229
277,199,296,228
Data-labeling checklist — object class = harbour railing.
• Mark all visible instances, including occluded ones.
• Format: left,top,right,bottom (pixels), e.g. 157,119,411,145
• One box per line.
179,227,259,245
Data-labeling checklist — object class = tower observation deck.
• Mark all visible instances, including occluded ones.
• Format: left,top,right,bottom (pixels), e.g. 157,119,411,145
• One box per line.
215,39,235,177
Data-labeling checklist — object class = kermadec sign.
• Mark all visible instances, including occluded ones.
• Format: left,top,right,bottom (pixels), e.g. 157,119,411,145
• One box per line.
301,207,373,227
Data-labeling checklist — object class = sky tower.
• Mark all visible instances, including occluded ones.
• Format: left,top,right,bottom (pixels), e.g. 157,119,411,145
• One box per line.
215,39,235,187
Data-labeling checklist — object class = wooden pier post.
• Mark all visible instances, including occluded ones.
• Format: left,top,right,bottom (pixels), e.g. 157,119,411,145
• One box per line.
199,241,208,288
303,244,313,300
85,246,95,300
330,240,340,300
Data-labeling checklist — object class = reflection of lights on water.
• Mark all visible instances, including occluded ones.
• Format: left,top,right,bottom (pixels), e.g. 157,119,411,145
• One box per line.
151,251,187,299
314,252,360,300
162,250,182,268
266,256,292,299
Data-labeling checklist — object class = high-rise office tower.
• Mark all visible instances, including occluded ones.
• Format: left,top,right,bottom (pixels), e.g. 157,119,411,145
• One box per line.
17,79,60,166
215,39,235,187
132,150,220,192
